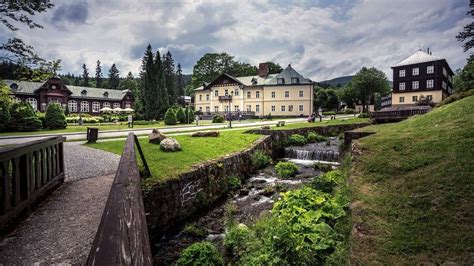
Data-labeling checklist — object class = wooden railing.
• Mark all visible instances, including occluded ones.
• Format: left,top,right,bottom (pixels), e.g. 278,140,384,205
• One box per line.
373,107,431,122
0,136,65,228
87,133,152,265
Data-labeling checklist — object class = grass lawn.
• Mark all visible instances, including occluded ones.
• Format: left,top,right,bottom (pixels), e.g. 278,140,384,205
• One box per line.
350,96,474,264
86,129,262,183
271,117,369,130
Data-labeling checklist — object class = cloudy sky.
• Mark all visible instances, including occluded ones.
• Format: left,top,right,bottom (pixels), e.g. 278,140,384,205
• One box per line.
1,0,471,82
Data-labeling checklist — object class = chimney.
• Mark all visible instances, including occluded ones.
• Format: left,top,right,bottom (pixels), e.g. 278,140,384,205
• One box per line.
258,63,269,78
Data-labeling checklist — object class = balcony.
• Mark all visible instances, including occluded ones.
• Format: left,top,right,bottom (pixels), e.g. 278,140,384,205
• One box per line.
218,95,233,102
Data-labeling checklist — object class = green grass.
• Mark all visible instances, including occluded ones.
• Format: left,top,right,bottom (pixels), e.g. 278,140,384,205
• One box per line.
350,96,474,264
86,129,262,183
271,117,369,130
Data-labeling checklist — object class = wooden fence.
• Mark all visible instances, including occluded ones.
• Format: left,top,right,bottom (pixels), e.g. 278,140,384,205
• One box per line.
373,107,431,122
0,136,65,228
87,132,152,265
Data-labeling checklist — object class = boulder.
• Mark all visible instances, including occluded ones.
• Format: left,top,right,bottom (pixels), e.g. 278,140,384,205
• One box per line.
149,129,167,144
160,137,181,152
191,131,220,137
261,125,270,130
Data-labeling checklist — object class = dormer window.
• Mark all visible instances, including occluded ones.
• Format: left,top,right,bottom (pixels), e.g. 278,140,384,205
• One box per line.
103,91,109,98
10,83,18,91
277,78,285,84
81,90,87,96
291,77,299,84
51,84,57,90
251,78,257,85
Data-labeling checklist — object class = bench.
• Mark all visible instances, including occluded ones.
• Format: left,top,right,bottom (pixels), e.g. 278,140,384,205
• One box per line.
276,121,285,127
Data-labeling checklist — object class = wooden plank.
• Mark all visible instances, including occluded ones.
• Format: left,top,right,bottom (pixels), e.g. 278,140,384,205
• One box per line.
51,145,57,177
35,151,41,190
0,161,11,214
12,157,21,206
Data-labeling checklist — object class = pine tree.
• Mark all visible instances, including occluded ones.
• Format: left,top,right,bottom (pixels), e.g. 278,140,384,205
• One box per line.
176,63,185,100
108,63,120,90
140,45,159,120
155,50,169,117
82,63,90,87
96,60,103,88
163,51,176,105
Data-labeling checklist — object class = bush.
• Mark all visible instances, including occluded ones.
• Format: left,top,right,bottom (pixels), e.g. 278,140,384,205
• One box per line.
9,102,42,132
183,224,206,238
313,162,333,172
212,115,225,123
164,108,177,125
227,175,241,191
44,103,67,129
323,111,336,116
358,112,372,118
251,150,271,169
176,241,223,266
437,89,474,107
306,132,327,143
0,101,11,132
288,134,307,146
275,161,299,178
311,170,344,193
344,108,356,114
224,223,252,261
185,107,195,124
176,108,186,124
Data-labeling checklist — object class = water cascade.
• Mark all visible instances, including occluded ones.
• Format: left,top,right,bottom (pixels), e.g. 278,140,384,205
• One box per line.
284,137,341,165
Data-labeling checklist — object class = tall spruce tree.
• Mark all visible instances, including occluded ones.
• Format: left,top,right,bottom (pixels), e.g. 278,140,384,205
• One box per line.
176,63,185,100
140,45,160,120
108,63,120,90
95,60,103,88
156,50,169,116
82,63,90,87
163,51,176,105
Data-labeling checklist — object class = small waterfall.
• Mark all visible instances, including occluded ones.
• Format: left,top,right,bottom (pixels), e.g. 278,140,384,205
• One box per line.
284,138,340,163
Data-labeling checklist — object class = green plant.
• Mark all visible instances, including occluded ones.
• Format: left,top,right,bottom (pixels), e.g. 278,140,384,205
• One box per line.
323,111,336,116
344,108,356,114
224,202,238,227
275,161,298,178
176,108,186,124
44,103,67,129
287,134,307,146
358,112,372,118
313,162,333,172
9,102,42,132
164,108,177,125
224,223,252,261
437,89,474,107
185,107,195,123
212,115,225,123
227,175,241,191
176,241,223,266
0,101,11,132
183,224,206,238
306,132,327,143
311,170,344,193
251,150,271,169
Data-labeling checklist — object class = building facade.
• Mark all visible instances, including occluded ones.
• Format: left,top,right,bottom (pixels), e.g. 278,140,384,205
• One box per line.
5,77,133,114
194,63,314,117
391,50,453,107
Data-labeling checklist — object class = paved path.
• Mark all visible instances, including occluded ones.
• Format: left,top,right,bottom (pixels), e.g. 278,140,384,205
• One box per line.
0,143,120,264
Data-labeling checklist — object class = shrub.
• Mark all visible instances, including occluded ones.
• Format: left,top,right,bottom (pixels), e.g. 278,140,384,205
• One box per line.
212,115,225,123
251,150,271,169
437,89,474,107
358,112,372,118
185,107,195,124
164,108,177,125
288,134,307,146
344,108,356,114
9,102,42,131
45,103,67,129
323,111,336,116
224,223,252,261
306,132,327,143
176,241,223,266
0,101,11,132
176,108,186,124
275,161,298,178
37,112,45,127
311,170,344,193
313,162,333,172
227,175,241,191
183,224,206,238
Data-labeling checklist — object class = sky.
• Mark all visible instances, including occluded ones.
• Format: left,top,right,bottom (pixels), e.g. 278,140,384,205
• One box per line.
1,0,471,82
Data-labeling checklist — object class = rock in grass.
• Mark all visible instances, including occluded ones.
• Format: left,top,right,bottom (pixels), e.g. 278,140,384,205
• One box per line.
191,131,220,137
149,129,167,144
261,125,270,130
160,137,181,152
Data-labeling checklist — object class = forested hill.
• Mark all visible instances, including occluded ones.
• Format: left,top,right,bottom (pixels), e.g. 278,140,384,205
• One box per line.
317,75,354,87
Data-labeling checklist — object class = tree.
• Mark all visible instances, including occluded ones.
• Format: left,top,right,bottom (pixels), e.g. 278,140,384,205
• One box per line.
120,72,141,113
176,108,186,124
351,67,390,112
453,57,474,93
315,89,328,109
155,50,169,116
326,89,339,110
267,62,283,74
95,60,103,88
456,1,474,52
44,103,66,129
82,63,90,87
108,63,120,90
163,51,177,104
0,80,11,131
164,108,177,125
9,101,42,131
140,45,164,120
176,63,185,100
0,79,12,106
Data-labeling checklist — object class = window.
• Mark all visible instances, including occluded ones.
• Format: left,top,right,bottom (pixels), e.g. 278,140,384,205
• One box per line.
103,91,109,98
299,105,304,112
26,98,37,111
224,89,228,96
288,105,293,112
412,96,418,102
281,105,286,112
199,107,202,112
247,91,251,98
103,102,110,108
214,90,219,97
271,105,275,112
234,105,240,111
81,90,87,96
206,94,209,101
271,91,276,98
234,90,239,96
205,106,210,113
412,68,419,76
443,67,447,77
427,65,434,74
113,103,121,109
427,95,433,101
68,100,77,112
256,91,260,98
427,79,434,88
399,69,405,77
399,97,405,103
199,95,202,101
92,102,100,113
291,77,299,84
126,103,132,109
442,81,447,90
81,101,89,112
299,90,304,97
399,82,405,90
285,91,289,98
256,104,260,112
224,106,229,113
412,81,419,90
246,105,252,112
448,75,453,83
13,97,21,103
214,106,219,112
277,78,285,84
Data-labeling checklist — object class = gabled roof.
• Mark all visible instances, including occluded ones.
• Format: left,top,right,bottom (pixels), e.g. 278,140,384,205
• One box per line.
393,51,443,67
203,73,244,90
266,64,312,85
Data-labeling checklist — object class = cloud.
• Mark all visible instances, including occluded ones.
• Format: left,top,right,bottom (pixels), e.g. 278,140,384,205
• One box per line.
2,0,470,81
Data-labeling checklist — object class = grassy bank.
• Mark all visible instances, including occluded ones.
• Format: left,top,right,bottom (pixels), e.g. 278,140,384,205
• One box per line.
350,96,474,263
271,117,369,130
86,129,262,183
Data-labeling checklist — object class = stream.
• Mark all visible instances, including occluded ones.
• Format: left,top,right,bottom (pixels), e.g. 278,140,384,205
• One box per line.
153,138,342,265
